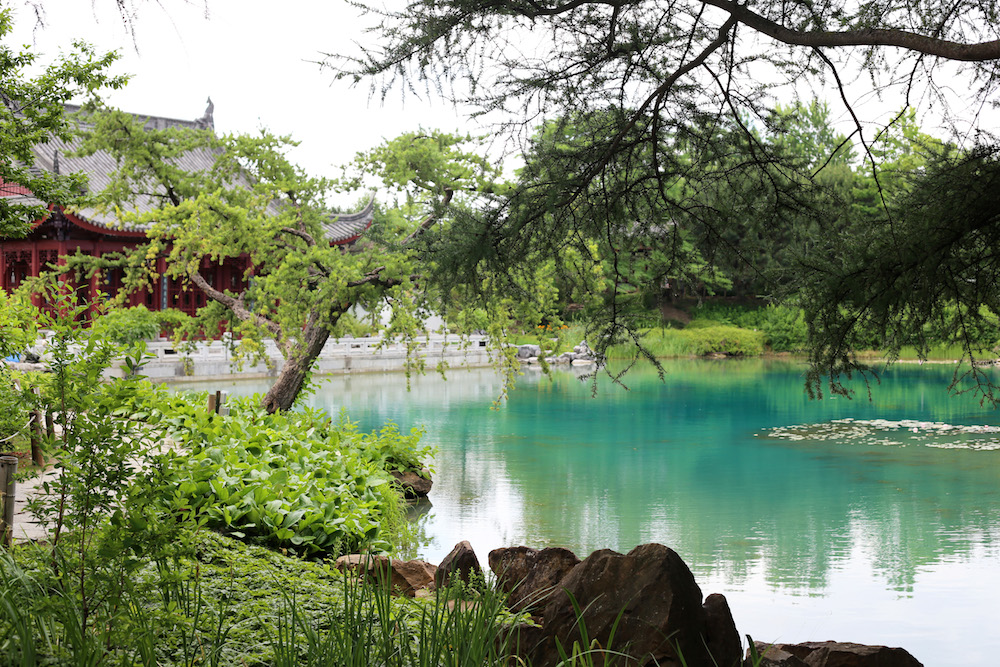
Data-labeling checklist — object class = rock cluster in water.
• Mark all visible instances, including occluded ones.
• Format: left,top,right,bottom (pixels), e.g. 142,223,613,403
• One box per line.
336,540,924,666
517,341,598,366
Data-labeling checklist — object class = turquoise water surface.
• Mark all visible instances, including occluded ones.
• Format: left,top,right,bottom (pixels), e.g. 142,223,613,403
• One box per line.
174,359,1000,665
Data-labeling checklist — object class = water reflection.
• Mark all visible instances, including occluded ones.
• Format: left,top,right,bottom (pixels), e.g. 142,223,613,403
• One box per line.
171,360,1000,665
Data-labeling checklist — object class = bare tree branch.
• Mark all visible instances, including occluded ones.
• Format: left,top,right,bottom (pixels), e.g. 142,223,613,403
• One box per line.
701,0,1000,61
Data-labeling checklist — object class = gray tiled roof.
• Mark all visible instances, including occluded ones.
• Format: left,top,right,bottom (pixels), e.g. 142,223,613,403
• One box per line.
323,199,374,243
21,105,373,243
22,104,219,232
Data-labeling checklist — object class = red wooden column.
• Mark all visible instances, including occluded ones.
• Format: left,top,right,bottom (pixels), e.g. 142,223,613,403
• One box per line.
156,256,168,311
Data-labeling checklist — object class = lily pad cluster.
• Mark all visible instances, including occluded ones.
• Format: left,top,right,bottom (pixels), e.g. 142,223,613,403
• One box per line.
761,418,1000,451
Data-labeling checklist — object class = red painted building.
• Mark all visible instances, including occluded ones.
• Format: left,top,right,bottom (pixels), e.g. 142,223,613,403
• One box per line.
0,104,373,317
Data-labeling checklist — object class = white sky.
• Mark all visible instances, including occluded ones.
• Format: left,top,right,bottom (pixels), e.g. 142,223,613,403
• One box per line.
8,0,477,205
8,0,996,204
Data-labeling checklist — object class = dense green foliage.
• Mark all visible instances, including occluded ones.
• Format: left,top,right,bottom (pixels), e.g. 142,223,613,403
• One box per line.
0,530,528,666
801,145,1000,399
0,290,36,441
607,324,765,359
152,395,431,557
87,304,163,345
0,280,464,665
690,303,809,352
337,0,1000,393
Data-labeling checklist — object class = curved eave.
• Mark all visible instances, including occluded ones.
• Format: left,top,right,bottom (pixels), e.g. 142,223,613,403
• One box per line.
331,221,373,246
60,208,148,239
323,197,376,245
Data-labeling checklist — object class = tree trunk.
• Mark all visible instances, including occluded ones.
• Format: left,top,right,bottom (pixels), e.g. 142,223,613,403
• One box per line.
261,325,331,413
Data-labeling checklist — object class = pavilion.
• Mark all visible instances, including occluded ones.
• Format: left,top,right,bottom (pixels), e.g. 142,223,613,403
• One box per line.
0,102,373,318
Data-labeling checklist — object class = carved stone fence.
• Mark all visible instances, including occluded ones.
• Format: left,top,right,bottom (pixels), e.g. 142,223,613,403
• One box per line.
106,334,495,381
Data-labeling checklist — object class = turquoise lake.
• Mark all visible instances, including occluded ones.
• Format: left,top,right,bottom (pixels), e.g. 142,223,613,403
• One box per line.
173,359,1000,665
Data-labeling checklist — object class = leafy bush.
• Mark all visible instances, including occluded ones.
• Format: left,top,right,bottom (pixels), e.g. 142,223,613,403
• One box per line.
0,369,29,445
152,395,433,557
0,289,38,360
677,325,765,356
687,302,745,326
90,305,162,345
607,325,765,358
922,303,1000,350
747,305,808,352
690,303,808,351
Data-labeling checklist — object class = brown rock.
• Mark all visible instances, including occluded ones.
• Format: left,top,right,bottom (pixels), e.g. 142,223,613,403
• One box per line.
335,553,437,597
528,544,717,666
748,643,810,666
391,468,433,498
436,540,483,589
754,642,923,667
500,622,548,662
488,545,581,612
703,593,742,667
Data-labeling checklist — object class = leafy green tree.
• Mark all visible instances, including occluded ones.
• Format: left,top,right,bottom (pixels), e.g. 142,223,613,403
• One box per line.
0,7,124,237
729,101,858,295
74,114,505,412
768,100,856,172
338,0,1000,385
850,108,950,221
802,144,1000,400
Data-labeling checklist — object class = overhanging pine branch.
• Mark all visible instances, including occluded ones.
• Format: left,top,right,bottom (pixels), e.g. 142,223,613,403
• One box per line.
703,0,1000,61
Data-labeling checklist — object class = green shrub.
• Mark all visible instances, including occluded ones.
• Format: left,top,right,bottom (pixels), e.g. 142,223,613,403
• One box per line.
677,325,765,356
606,325,765,358
683,318,723,330
90,305,161,345
690,303,807,352
0,371,28,444
151,395,433,557
749,305,808,352
0,289,38,360
922,303,1000,350
688,302,745,326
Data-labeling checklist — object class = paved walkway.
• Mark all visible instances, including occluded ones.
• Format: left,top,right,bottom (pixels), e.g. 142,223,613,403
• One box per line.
9,466,57,542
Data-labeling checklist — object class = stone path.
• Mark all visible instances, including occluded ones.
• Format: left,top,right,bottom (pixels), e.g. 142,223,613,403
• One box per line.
9,467,57,542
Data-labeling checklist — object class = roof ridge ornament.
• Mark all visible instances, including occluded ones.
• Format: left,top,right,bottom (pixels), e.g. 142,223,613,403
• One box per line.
196,97,214,130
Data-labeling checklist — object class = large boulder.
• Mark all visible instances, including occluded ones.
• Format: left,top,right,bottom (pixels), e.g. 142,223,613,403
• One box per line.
435,540,483,589
335,554,437,597
523,543,739,666
749,641,923,667
488,545,581,613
